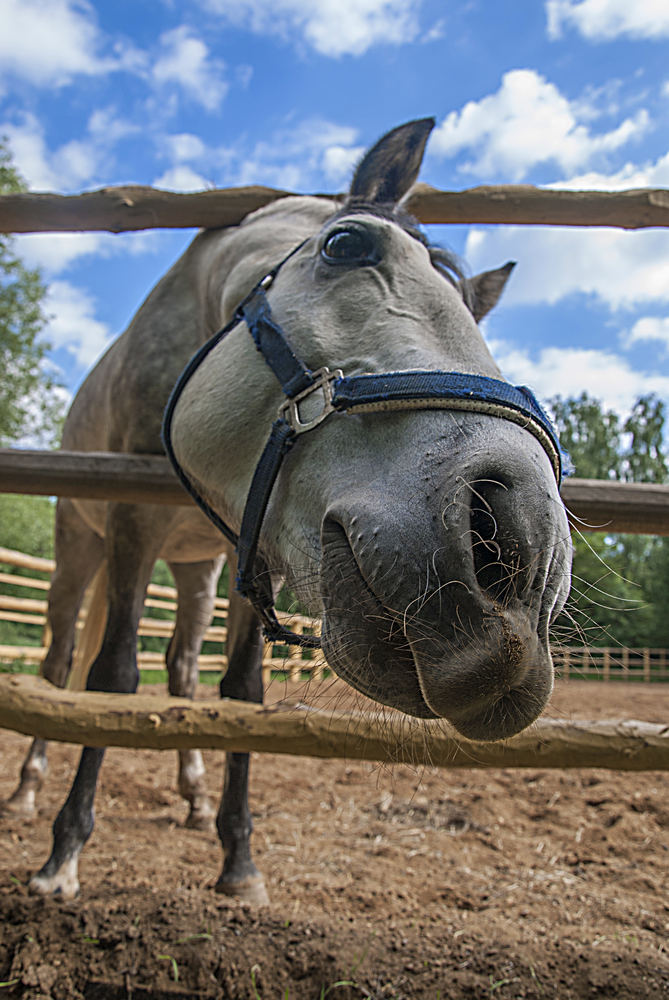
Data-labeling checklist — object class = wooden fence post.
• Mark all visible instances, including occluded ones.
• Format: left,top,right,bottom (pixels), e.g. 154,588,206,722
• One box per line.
603,648,611,682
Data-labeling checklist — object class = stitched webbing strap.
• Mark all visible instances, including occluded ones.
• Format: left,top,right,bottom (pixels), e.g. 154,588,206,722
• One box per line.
235,416,321,647
242,290,315,398
331,371,566,481
162,312,243,549
239,238,312,399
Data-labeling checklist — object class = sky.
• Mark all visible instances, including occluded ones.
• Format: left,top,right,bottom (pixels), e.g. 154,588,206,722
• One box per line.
1,0,669,423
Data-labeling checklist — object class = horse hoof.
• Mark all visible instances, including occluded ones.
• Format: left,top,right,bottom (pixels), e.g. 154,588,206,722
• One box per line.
29,858,80,900
1,791,37,818
184,805,216,831
215,875,270,906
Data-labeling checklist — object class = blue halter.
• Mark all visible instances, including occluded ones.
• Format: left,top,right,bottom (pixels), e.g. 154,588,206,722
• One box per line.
163,240,568,648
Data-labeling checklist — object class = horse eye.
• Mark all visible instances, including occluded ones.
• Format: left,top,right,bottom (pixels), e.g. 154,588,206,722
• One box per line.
321,228,377,264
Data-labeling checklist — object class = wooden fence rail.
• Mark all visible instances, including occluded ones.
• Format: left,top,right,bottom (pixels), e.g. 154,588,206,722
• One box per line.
1,182,669,234
0,673,667,770
2,449,669,535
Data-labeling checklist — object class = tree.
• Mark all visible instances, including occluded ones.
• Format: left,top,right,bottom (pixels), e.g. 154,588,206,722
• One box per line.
550,392,622,480
0,141,64,446
549,392,668,650
623,395,667,484
645,536,669,646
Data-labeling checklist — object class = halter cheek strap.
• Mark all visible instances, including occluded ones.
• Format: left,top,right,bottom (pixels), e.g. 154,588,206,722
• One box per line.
162,243,570,648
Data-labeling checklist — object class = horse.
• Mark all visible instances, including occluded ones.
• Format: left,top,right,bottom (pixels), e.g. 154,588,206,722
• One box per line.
5,119,572,905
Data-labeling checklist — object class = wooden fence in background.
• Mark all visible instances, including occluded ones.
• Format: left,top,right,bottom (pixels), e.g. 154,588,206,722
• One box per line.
0,546,321,686
2,546,667,684
552,646,669,682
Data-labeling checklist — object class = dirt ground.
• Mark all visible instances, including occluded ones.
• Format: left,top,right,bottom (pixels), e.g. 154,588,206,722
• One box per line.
0,678,667,1000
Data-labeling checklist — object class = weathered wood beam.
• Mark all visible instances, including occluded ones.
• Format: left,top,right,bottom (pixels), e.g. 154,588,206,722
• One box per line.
2,182,669,234
0,674,666,770
1,449,668,535
0,449,189,506
561,478,669,536
404,182,669,230
0,185,294,234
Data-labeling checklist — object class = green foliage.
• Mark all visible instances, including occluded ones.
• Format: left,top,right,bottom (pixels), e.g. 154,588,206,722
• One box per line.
0,493,55,647
0,140,65,446
551,391,667,485
550,392,668,649
624,395,668,484
644,537,669,646
0,492,55,559
551,392,622,480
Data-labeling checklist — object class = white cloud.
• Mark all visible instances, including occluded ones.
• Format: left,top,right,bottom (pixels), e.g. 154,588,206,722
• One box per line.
0,0,117,86
162,133,208,163
547,150,669,191
321,144,365,184
234,159,304,190
2,109,137,191
152,26,228,111
546,0,669,41
16,230,162,276
201,0,421,57
488,339,669,416
17,233,114,272
431,70,649,180
87,107,139,146
2,114,68,190
223,118,361,190
465,225,669,311
153,165,209,191
421,19,445,43
44,281,113,368
623,316,669,356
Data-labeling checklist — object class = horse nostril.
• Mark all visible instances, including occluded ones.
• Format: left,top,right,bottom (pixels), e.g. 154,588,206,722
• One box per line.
469,480,529,604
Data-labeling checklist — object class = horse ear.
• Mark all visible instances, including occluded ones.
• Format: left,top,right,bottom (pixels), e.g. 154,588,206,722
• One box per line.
348,118,435,206
462,262,516,322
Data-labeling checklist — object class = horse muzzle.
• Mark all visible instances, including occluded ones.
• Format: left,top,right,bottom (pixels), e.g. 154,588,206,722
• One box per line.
319,430,572,742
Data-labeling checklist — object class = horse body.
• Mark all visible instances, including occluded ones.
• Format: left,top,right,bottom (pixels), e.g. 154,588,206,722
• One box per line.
4,119,571,905
5,230,241,833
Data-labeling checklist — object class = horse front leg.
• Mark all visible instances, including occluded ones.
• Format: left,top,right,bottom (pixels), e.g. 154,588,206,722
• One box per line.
29,503,166,899
215,578,269,905
167,555,226,830
3,499,104,818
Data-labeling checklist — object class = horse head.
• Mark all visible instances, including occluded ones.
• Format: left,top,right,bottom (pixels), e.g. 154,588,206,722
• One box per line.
167,119,572,742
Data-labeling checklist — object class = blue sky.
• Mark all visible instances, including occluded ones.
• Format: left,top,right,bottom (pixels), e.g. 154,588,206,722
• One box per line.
2,0,669,421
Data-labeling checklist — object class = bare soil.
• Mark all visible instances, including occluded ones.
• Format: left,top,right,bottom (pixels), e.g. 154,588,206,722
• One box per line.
0,679,667,999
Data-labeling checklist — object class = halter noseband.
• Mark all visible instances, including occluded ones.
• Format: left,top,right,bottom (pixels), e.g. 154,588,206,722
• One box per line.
163,239,568,648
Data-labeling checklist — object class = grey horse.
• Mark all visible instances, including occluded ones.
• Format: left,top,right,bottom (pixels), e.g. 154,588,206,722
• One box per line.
7,119,572,905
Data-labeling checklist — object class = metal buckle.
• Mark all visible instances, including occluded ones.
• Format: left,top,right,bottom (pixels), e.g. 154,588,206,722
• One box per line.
280,367,343,434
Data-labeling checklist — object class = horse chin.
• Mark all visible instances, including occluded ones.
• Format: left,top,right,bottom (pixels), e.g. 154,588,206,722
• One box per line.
320,540,554,743
408,617,555,742
320,612,439,721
